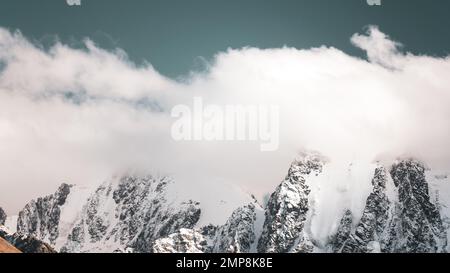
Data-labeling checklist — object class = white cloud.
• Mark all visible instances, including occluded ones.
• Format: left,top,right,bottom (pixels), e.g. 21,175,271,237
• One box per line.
0,26,450,215
351,25,403,67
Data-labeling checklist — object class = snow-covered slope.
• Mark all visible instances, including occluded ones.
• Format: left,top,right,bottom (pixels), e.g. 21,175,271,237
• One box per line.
8,152,450,253
16,183,73,246
257,152,323,253
60,174,202,253
11,172,255,253
3,216,18,234
332,160,447,253
153,201,265,253
153,153,448,253
427,170,450,253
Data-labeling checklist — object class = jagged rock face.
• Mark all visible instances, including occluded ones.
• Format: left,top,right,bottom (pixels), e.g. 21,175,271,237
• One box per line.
132,200,201,253
257,153,323,253
153,202,262,253
340,167,391,253
9,156,449,253
211,203,257,253
387,160,447,252
0,227,56,253
16,183,72,245
6,234,56,253
60,175,201,253
0,207,6,226
152,228,209,253
333,160,447,253
330,210,353,252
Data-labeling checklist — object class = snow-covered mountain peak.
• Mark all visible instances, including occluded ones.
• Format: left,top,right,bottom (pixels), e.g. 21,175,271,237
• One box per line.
4,155,450,253
10,170,259,253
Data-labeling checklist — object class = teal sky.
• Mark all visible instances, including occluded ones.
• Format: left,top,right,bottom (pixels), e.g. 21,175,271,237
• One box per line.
0,0,449,77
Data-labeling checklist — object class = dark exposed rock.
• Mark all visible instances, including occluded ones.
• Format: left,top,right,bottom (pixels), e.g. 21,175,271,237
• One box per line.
153,202,262,253
16,183,72,245
387,159,447,252
0,207,6,226
132,200,201,253
211,203,258,253
257,152,324,253
333,160,447,253
11,157,449,253
340,166,391,253
330,209,353,252
152,228,210,253
60,175,201,253
0,228,56,253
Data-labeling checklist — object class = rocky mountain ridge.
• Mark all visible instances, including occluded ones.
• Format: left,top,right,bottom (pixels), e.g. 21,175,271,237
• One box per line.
153,155,448,253
1,154,448,253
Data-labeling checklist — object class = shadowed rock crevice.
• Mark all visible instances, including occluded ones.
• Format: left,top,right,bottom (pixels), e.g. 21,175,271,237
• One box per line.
333,160,447,253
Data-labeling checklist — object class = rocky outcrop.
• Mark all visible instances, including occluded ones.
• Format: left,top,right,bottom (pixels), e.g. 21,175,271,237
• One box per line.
0,227,56,253
340,167,391,253
153,202,263,253
60,175,201,253
211,203,258,253
330,210,353,252
152,228,209,253
387,159,447,252
9,156,449,253
257,152,324,253
16,183,72,245
0,207,6,226
333,159,447,253
131,200,201,253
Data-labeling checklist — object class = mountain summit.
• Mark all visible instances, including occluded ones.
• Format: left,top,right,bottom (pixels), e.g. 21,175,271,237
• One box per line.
2,154,449,253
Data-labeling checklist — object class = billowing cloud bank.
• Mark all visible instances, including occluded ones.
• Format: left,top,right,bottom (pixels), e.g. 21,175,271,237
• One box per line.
0,26,450,214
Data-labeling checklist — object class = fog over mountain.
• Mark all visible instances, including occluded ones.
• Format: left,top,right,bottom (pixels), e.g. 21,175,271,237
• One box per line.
1,25,450,216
